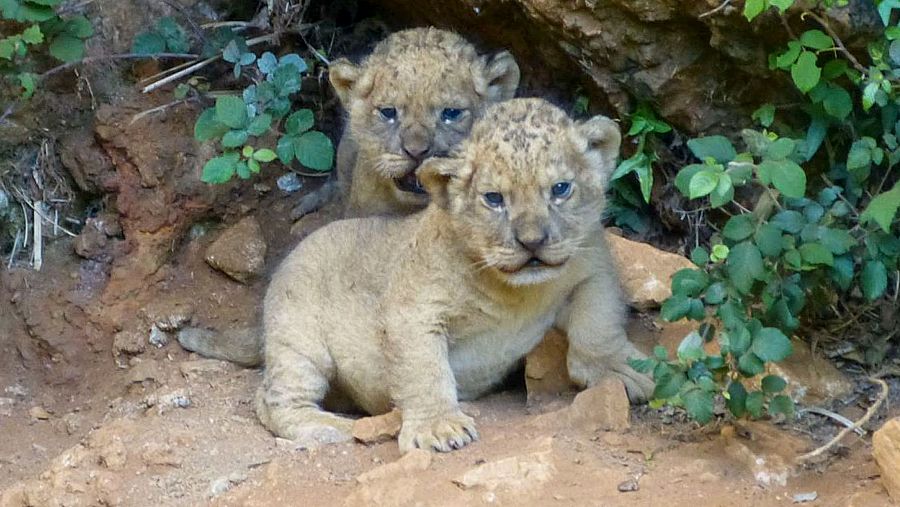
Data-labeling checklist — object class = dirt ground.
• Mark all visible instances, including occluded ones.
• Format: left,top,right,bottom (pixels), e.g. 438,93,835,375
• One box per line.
0,3,897,505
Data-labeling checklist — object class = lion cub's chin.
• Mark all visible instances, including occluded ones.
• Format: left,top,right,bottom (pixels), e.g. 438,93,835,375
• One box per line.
500,264,566,287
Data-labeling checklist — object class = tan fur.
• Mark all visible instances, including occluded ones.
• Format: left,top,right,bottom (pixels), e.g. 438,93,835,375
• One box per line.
328,27,520,216
256,99,653,452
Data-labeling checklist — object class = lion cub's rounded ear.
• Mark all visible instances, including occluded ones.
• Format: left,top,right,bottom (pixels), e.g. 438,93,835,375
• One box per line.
418,157,462,209
574,115,622,183
329,58,363,105
475,51,521,103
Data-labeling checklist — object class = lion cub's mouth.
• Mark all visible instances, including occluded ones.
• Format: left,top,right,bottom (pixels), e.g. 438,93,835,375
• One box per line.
500,257,567,273
394,171,427,195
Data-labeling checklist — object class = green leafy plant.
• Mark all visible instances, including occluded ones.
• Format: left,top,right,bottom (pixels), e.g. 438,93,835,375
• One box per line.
0,0,94,99
606,104,671,234
634,0,900,424
131,16,190,55
193,48,333,183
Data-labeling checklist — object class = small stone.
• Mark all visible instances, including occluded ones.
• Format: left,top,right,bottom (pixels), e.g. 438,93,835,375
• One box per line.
356,449,432,484
617,477,640,492
112,330,146,357
277,172,303,193
29,406,51,420
73,219,109,260
204,216,267,284
525,329,575,407
209,472,247,497
792,492,818,503
0,397,14,417
454,439,555,492
143,301,194,332
606,233,695,310
148,325,169,348
99,440,128,470
352,409,402,444
566,377,630,433
873,417,900,502
141,442,181,467
62,412,82,435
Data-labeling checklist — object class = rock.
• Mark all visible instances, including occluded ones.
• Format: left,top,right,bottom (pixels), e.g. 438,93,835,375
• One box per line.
873,417,900,502
353,409,402,444
142,300,194,332
73,219,109,260
607,234,695,310
356,448,432,484
112,329,146,357
722,421,808,487
566,377,631,433
98,440,128,470
177,326,262,367
29,406,51,420
524,329,575,407
767,339,853,405
277,172,303,193
148,325,169,348
0,397,14,417
209,472,247,498
454,439,555,491
204,216,267,284
141,442,181,467
179,359,230,380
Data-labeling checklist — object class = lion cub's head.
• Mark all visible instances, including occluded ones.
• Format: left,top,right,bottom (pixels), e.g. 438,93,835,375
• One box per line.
329,27,519,204
420,98,621,287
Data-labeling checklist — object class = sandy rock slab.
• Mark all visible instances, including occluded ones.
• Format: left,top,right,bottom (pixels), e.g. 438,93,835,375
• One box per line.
607,233,695,310
205,216,267,284
873,417,900,502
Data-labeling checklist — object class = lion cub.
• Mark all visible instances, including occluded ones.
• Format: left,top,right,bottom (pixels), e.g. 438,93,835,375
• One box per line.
328,27,520,217
256,98,653,452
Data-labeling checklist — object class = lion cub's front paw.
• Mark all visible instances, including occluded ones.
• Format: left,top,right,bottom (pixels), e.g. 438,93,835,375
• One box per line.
398,411,478,453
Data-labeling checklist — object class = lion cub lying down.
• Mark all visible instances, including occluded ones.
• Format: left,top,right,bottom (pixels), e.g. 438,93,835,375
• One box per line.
256,98,653,452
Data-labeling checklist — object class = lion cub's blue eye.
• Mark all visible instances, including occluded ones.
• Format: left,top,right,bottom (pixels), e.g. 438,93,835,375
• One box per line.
441,108,464,123
551,181,573,199
379,107,397,121
483,192,504,208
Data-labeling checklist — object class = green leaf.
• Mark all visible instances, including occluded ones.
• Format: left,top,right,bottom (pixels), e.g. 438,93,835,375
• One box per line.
790,51,821,93
62,16,93,38
768,0,793,12
48,34,84,63
672,269,710,297
687,298,706,321
295,131,334,171
628,357,655,374
711,244,730,262
285,108,315,135
677,332,705,362
689,170,720,199
798,242,834,266
819,228,855,255
743,0,766,21
863,81,879,111
726,381,748,417
215,96,248,129
247,158,261,174
653,371,686,399
775,41,802,69
687,136,736,164
253,148,277,162
683,387,714,423
201,153,239,184
727,242,764,294
822,86,852,120
221,129,249,148
194,108,229,142
770,159,806,198
861,182,900,233
7,2,54,21
847,139,872,170
770,210,805,233
738,352,766,376
723,215,755,241
235,161,251,179
761,375,787,393
21,25,43,44
242,145,254,158
879,0,900,25
755,224,783,257
768,394,795,419
132,32,166,55
752,104,775,127
746,391,765,418
18,72,36,98
799,29,833,50
831,255,855,291
860,260,888,300
765,138,795,160
246,113,273,136
156,16,189,53
276,135,295,164
691,246,709,267
661,295,692,322
703,282,727,305
710,173,734,208
24,0,64,5
750,327,793,362
654,345,669,361
674,164,704,197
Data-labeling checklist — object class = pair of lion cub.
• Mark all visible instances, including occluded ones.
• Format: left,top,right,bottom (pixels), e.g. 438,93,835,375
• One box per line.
255,27,654,453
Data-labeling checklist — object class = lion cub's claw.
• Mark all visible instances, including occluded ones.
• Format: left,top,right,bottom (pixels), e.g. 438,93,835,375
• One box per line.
399,411,478,453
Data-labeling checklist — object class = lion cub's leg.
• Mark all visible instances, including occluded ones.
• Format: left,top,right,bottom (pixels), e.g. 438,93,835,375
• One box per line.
255,332,354,444
557,274,655,403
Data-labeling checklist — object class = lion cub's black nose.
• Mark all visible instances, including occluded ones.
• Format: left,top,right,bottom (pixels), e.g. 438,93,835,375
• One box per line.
516,233,548,253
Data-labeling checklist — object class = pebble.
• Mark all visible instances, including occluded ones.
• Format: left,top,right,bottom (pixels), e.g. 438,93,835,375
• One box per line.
29,406,51,420
277,172,302,193
148,325,169,348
